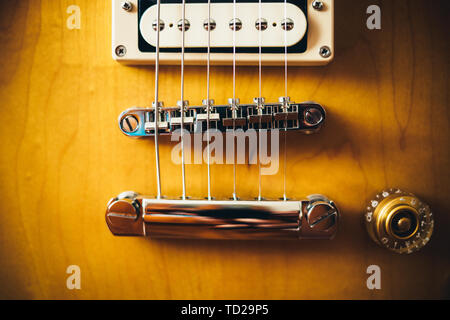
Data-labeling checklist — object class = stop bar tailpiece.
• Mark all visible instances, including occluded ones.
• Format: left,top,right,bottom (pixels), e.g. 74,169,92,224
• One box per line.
106,192,339,240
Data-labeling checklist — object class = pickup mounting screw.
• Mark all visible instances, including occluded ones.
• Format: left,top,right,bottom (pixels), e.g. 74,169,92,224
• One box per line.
312,1,324,11
121,115,139,133
319,46,331,58
121,1,133,12
115,45,127,57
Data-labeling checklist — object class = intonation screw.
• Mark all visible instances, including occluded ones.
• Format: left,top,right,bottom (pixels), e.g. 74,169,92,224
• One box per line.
202,99,215,106
152,101,164,109
319,46,332,58
121,1,133,12
228,98,240,115
115,45,127,57
121,115,139,133
279,96,291,112
253,97,265,112
228,98,240,106
312,1,324,11
202,99,215,112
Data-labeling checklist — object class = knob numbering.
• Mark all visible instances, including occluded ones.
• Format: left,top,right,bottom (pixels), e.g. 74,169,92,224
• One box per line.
365,189,434,254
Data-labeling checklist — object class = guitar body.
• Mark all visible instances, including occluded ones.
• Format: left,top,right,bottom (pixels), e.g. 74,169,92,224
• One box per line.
0,0,448,299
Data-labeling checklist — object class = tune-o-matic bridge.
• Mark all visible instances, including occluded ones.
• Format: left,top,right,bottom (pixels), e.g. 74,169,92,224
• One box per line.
106,192,339,240
119,101,326,137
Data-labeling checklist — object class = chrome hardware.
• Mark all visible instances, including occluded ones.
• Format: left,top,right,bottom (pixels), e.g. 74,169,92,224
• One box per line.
306,195,338,232
115,45,127,57
365,189,434,254
121,1,133,12
117,191,140,202
319,46,332,58
229,18,242,31
202,99,215,113
152,19,165,31
120,114,139,134
253,97,265,111
144,101,166,134
303,107,324,127
202,99,215,106
228,98,240,110
106,191,142,237
281,18,294,31
171,100,192,129
228,98,240,119
152,101,164,108
249,98,269,130
203,18,216,31
255,18,268,31
279,96,291,112
177,100,189,111
177,19,190,31
312,1,324,11
106,193,339,240
274,97,298,130
118,101,326,137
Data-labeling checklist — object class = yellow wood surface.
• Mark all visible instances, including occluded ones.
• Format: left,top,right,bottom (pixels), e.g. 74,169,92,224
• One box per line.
0,0,449,299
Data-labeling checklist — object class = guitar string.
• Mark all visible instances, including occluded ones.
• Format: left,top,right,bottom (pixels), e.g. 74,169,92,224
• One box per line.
283,0,288,201
206,0,212,201
180,0,186,200
284,0,288,99
232,0,237,201
155,1,287,202
257,0,262,201
154,0,162,200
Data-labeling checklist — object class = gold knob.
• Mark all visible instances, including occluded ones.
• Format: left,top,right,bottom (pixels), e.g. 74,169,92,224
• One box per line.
365,189,434,254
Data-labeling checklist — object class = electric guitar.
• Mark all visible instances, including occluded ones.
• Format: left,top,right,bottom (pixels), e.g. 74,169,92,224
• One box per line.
0,0,448,299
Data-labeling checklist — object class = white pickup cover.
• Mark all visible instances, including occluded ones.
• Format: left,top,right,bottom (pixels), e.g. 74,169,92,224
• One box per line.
112,0,334,65
139,3,307,48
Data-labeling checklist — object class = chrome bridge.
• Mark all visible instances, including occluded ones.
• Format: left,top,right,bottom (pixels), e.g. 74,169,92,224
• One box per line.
106,192,339,240
119,100,326,137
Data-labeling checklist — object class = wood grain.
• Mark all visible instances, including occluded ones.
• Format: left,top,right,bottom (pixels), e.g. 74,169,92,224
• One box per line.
0,0,449,299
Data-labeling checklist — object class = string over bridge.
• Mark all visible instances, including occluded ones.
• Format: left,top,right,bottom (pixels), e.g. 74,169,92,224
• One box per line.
119,101,326,137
